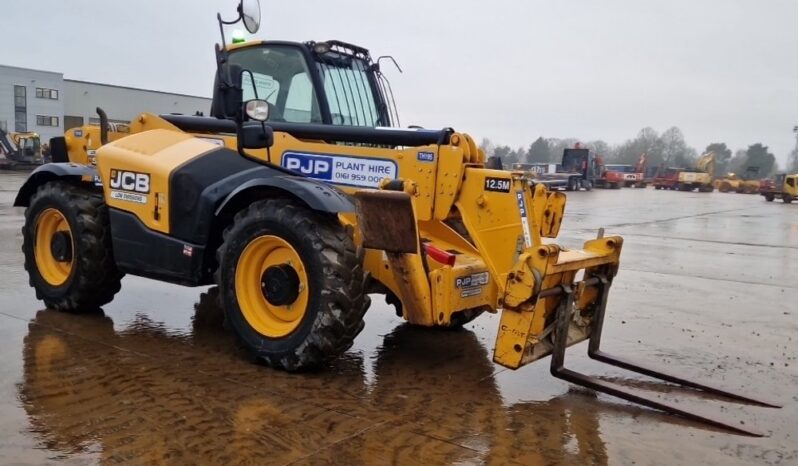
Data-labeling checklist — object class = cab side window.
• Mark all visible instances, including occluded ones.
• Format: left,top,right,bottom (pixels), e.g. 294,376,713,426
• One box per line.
787,177,795,187
284,73,321,123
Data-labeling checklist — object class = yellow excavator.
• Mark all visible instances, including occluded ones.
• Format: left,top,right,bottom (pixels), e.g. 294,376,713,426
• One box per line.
676,151,715,192
14,0,777,436
0,129,43,164
714,166,761,194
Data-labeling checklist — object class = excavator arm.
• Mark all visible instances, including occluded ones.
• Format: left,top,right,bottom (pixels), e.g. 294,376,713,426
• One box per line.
0,128,19,160
696,151,716,178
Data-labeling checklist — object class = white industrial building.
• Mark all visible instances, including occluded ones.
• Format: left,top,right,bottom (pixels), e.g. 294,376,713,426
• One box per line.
1,64,211,144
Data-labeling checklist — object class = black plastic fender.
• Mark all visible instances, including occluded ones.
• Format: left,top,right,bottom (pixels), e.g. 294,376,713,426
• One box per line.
14,163,98,207
215,175,355,217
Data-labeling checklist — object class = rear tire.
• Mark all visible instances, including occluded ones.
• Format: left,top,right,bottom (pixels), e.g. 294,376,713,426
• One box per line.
22,181,122,312
216,199,369,371
764,194,775,202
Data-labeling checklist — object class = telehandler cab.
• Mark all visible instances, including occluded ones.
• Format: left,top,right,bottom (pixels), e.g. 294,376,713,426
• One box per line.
15,0,777,436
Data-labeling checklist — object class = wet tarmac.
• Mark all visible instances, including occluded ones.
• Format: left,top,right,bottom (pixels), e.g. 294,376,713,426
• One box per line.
1,171,796,465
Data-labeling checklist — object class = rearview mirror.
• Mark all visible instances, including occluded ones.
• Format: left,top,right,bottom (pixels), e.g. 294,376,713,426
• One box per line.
240,0,261,34
214,63,244,120
240,124,274,149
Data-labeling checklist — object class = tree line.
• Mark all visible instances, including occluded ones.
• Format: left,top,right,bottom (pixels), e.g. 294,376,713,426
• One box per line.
480,126,793,177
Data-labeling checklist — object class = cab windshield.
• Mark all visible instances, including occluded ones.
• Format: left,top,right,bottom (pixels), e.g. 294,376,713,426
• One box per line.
232,45,323,124
18,136,40,156
315,51,384,127
231,44,394,128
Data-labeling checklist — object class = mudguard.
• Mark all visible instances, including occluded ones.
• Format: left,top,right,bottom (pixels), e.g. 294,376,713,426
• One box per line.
13,163,98,207
215,175,355,216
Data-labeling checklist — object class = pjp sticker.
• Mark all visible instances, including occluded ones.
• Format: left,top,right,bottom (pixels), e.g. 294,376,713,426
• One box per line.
455,271,489,288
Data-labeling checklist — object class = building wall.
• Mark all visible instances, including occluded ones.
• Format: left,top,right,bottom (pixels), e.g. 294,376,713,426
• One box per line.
0,65,64,142
1,64,212,145
63,80,211,129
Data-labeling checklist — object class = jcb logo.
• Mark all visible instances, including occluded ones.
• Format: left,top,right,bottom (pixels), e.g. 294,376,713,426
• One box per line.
110,169,150,193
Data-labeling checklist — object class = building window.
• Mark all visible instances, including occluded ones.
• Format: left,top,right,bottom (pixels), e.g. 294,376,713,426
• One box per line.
35,87,59,100
36,115,59,127
0,121,6,131
14,85,26,103
64,115,84,130
14,85,27,131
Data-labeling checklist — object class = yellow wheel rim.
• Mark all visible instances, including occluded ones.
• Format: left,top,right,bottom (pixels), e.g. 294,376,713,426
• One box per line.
235,235,309,338
34,208,74,287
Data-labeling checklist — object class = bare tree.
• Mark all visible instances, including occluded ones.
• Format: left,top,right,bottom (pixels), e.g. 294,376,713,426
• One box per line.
479,137,495,158
612,127,664,165
661,127,696,167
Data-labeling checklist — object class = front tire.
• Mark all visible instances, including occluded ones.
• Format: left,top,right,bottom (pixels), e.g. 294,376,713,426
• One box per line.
22,182,123,312
566,178,577,191
216,199,369,371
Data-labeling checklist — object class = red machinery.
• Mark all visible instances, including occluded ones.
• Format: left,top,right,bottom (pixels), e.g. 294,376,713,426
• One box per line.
596,154,647,189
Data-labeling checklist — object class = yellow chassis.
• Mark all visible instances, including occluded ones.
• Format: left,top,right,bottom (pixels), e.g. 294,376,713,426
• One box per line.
68,113,623,370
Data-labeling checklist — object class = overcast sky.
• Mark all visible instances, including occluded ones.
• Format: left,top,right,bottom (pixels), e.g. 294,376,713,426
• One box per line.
5,0,797,165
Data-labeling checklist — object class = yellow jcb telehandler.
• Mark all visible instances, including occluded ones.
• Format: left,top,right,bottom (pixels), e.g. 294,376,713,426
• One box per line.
14,0,777,436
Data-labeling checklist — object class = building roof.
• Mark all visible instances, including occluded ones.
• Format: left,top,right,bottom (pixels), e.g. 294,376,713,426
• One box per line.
1,62,210,100
64,79,210,101
0,63,63,77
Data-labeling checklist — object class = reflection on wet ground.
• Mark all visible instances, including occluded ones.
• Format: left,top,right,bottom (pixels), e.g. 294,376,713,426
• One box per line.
1,172,797,465
17,291,610,465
